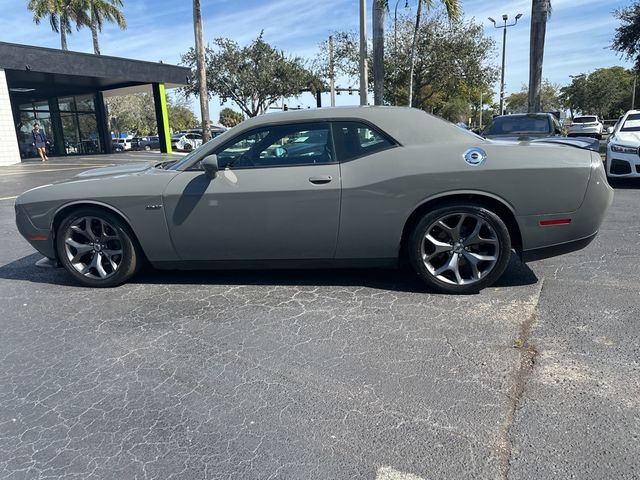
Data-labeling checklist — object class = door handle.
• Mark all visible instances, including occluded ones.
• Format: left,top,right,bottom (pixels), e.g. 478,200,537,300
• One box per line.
308,175,332,185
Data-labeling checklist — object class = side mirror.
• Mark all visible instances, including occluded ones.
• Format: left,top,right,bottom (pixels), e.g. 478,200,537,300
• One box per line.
202,154,219,179
607,127,614,135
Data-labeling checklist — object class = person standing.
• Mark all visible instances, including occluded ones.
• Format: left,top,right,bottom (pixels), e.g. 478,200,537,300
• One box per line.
32,123,49,162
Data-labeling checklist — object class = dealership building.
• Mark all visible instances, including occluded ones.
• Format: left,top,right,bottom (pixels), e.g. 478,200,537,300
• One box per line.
0,41,190,166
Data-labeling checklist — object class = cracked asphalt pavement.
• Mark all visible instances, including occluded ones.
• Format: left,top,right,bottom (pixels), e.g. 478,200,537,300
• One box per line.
1,154,638,479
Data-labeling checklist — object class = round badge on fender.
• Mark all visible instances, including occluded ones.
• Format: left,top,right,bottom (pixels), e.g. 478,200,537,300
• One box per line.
463,147,487,166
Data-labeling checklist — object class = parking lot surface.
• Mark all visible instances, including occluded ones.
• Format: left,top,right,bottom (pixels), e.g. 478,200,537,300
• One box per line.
1,154,638,479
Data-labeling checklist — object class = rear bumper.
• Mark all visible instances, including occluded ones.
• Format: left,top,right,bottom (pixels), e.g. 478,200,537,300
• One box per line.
518,152,613,260
521,231,597,262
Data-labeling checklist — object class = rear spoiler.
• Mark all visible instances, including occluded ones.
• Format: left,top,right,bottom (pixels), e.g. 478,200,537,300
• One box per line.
530,136,600,152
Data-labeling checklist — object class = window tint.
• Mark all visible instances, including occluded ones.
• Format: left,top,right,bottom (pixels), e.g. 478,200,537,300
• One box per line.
214,123,333,169
332,121,394,161
573,116,597,124
484,115,551,135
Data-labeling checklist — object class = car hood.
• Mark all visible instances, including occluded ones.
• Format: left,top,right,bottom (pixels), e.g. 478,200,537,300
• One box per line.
74,162,154,178
611,131,640,146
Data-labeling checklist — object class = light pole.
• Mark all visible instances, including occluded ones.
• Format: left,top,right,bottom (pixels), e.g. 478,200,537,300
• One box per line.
394,0,409,53
489,13,523,116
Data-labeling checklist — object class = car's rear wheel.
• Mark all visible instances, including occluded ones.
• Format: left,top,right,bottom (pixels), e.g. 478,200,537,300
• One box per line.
144,145,151,151
183,143,192,151
55,208,140,287
408,205,511,294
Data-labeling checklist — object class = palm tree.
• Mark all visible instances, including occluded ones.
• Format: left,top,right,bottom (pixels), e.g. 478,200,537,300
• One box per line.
408,0,460,107
83,0,126,55
193,0,210,142
27,0,88,51
528,0,551,112
372,0,385,105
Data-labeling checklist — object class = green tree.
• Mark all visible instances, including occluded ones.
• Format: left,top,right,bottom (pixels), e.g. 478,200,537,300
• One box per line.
613,2,640,70
507,80,563,113
219,108,244,127
27,0,88,50
106,92,156,135
388,14,497,114
528,0,552,112
561,67,633,119
182,33,320,117
83,0,126,55
408,0,460,107
168,99,199,132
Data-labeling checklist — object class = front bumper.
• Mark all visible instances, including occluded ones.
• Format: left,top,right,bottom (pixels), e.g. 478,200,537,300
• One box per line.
606,149,640,177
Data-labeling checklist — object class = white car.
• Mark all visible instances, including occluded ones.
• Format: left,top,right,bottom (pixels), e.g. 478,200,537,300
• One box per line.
112,138,132,151
606,110,640,178
171,133,202,151
568,115,603,139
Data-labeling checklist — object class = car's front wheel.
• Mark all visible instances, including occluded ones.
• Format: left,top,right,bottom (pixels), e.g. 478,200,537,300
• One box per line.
55,208,140,287
408,205,512,294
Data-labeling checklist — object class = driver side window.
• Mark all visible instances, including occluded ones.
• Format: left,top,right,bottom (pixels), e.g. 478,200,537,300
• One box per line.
216,123,333,169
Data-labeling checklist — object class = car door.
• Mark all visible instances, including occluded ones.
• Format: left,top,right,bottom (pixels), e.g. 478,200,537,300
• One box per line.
162,121,341,261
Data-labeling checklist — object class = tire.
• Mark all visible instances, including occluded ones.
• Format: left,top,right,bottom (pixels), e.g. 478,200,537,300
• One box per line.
55,208,140,287
183,143,192,151
408,204,512,294
144,145,151,151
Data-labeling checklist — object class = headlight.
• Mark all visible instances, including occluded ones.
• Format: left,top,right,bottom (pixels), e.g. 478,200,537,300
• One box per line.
610,144,638,154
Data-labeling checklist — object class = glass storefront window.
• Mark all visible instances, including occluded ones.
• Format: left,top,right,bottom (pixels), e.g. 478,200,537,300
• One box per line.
15,94,102,158
58,97,76,112
75,95,95,112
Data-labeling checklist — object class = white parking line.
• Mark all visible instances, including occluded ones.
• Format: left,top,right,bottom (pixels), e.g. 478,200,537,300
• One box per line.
0,196,17,201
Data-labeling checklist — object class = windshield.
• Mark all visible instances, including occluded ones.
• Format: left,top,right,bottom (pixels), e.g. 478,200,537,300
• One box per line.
483,115,550,135
620,113,640,132
573,116,597,124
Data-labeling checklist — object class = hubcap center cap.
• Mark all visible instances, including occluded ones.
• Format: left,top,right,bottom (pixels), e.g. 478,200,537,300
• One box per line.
94,243,102,252
452,241,464,254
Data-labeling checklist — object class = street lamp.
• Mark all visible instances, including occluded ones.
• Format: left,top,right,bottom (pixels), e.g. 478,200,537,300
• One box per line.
489,13,523,116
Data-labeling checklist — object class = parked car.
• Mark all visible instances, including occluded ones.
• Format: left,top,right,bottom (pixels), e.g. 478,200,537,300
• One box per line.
15,107,613,293
606,109,640,178
482,113,564,140
568,115,603,139
131,136,160,151
483,113,600,151
171,133,202,151
112,138,131,152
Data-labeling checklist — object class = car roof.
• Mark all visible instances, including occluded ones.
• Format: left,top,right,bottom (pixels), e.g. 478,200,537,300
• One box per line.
229,106,475,147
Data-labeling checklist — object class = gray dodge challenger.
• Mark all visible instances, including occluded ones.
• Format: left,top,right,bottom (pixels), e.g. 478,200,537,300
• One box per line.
15,107,613,293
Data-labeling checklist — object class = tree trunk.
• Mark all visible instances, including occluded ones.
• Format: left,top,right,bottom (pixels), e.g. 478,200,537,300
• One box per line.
193,0,211,142
372,0,385,106
60,24,68,50
528,0,549,112
408,0,423,107
91,10,101,55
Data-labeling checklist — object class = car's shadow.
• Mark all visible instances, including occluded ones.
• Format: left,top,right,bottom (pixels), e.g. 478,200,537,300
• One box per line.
608,178,640,190
0,254,538,294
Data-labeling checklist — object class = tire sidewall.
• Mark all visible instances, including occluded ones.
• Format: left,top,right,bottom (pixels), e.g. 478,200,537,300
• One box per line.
55,208,138,287
409,204,512,294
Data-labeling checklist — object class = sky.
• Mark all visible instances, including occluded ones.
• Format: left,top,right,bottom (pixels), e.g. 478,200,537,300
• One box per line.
0,0,633,119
